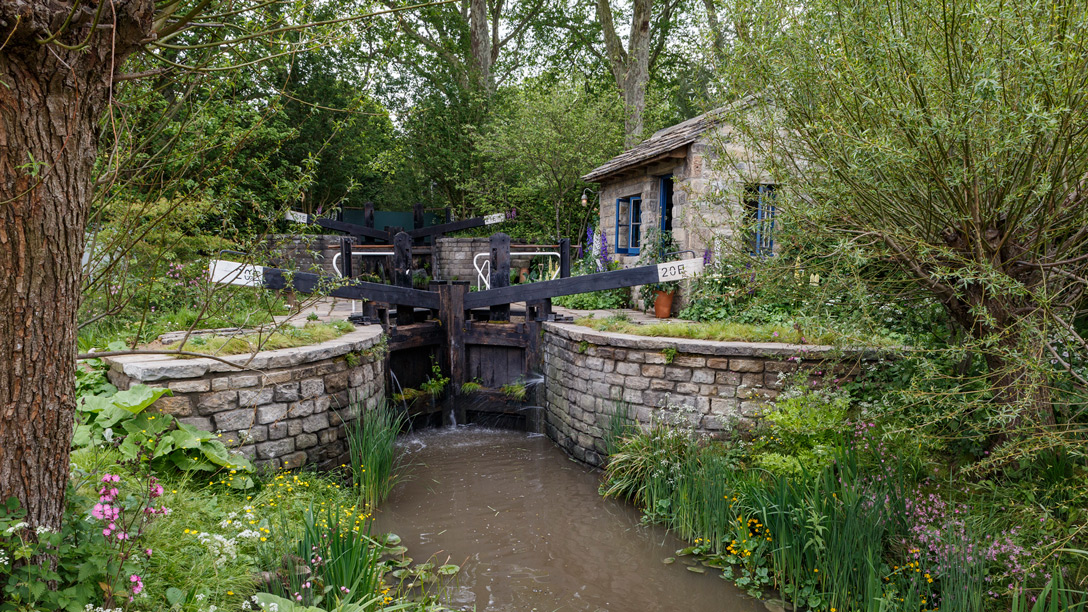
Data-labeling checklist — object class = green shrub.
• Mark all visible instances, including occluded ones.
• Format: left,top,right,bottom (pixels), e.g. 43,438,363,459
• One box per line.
751,383,849,476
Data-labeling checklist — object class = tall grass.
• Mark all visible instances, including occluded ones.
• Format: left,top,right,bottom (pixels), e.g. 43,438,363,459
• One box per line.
264,504,387,610
601,401,638,457
1012,567,1088,612
345,402,407,509
599,425,1023,610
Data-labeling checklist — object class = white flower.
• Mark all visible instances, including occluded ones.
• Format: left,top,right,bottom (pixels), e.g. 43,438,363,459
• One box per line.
4,521,28,535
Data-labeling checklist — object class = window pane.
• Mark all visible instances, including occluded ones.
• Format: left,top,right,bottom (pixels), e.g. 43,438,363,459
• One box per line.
617,200,630,249
630,198,642,249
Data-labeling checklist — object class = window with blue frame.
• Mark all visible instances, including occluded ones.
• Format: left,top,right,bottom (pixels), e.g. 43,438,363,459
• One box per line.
615,196,642,255
745,184,776,256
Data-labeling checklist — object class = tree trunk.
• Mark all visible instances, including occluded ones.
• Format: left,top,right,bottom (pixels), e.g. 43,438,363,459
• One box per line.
942,289,1056,443
0,1,152,530
469,0,493,91
597,0,653,147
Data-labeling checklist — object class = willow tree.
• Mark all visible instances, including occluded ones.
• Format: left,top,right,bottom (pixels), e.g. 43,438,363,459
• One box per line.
717,0,1088,441
0,0,426,531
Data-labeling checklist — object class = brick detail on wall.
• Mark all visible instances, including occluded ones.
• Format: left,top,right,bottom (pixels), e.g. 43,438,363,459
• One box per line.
260,234,347,277
434,237,492,284
541,322,875,467
105,328,386,471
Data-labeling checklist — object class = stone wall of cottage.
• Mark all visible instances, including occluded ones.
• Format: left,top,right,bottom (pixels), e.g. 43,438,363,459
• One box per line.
541,322,868,467
105,328,386,471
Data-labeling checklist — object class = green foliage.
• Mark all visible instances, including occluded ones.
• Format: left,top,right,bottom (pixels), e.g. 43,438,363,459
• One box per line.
574,315,851,346
459,380,483,394
751,384,849,477
344,403,407,510
167,321,353,356
715,0,1088,454
79,256,286,350
601,402,638,458
661,347,678,365
553,256,632,311
74,384,256,489
276,504,385,608
418,360,449,397
464,78,623,241
0,493,112,612
500,381,527,402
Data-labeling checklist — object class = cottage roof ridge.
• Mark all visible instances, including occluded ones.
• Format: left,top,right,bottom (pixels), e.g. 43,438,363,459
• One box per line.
582,96,756,183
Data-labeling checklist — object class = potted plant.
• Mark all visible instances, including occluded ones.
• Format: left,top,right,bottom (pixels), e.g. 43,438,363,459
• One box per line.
637,229,680,318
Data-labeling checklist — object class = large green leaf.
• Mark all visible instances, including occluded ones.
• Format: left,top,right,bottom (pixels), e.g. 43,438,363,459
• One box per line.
168,422,217,449
109,384,172,414
77,394,117,415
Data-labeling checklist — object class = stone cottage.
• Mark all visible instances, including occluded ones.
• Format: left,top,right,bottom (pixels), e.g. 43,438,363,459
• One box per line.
582,101,776,273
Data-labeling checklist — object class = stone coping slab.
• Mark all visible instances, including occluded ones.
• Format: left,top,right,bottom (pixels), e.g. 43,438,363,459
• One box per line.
544,322,888,359
105,327,384,382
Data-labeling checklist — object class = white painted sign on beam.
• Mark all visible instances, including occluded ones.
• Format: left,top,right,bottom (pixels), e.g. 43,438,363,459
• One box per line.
656,258,705,282
209,260,265,287
483,213,506,225
285,210,309,223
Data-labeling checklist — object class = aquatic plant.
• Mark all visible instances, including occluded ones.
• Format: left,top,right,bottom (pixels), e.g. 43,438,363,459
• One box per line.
500,381,527,402
344,402,407,510
459,380,482,394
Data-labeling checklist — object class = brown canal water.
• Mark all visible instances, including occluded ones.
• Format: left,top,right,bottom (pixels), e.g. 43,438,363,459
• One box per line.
372,427,764,612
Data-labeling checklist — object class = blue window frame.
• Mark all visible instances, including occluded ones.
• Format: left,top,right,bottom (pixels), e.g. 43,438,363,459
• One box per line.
615,196,642,255
745,184,776,256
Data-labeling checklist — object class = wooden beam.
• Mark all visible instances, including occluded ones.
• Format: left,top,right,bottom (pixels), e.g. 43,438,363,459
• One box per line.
315,217,390,241
463,258,704,309
257,267,440,308
404,212,506,239
387,323,444,351
463,323,528,347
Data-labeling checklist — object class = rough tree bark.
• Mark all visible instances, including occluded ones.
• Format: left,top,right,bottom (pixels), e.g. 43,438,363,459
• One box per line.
0,0,153,530
597,0,652,147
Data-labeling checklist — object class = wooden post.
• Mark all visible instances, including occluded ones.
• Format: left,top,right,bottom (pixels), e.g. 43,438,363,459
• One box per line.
559,238,571,278
413,202,424,231
489,233,511,322
433,281,468,390
340,237,353,279
363,201,374,244
393,232,414,325
525,300,547,374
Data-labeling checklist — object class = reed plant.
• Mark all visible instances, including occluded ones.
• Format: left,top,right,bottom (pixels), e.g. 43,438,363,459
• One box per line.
601,401,638,458
263,503,387,609
344,402,407,509
1011,566,1088,612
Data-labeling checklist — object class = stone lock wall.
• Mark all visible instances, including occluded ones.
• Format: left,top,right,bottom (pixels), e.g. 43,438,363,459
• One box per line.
434,237,491,284
261,234,347,277
541,322,871,467
105,328,386,471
